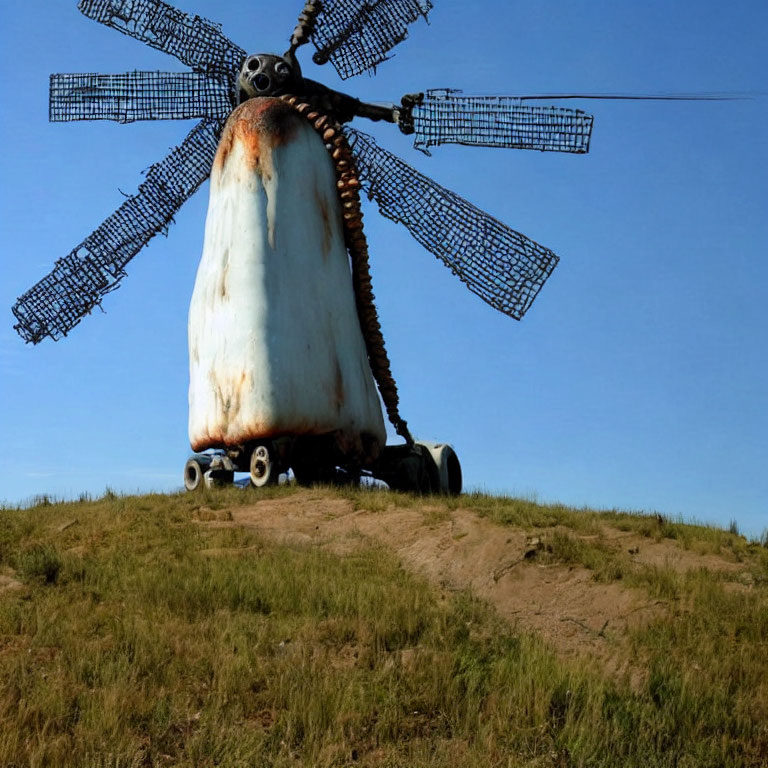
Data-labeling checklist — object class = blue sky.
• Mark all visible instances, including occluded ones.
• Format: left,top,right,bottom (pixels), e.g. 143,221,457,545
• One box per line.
1,0,766,535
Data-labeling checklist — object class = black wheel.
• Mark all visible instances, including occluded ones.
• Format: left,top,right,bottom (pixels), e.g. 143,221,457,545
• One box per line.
385,449,430,494
445,448,462,495
250,444,277,487
184,458,205,491
420,446,441,494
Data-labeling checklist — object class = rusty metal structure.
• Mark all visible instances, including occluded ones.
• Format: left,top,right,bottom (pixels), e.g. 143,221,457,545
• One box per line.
14,0,598,347
279,95,412,444
12,0,605,491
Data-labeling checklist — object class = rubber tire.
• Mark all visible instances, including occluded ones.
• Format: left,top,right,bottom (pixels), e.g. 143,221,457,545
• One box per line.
420,447,441,494
445,448,462,495
250,444,278,487
184,459,205,492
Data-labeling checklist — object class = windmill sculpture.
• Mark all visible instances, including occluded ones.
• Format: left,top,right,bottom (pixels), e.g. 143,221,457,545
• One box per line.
12,0,595,493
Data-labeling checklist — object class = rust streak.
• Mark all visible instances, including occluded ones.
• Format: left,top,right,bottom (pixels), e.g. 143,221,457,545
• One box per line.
215,98,302,174
191,423,340,454
277,94,411,444
219,251,230,300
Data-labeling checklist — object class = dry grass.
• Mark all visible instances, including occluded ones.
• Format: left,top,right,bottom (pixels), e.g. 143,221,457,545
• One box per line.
1,486,766,766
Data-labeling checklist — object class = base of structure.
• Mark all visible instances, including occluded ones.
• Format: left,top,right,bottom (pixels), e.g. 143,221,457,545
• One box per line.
183,438,462,495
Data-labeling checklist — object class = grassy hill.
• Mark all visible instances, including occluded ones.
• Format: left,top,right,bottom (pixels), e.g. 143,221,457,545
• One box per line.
1,486,766,767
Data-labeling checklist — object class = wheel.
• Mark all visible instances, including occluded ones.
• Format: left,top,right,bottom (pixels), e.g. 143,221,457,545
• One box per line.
184,458,205,491
413,442,462,495
250,444,277,487
386,450,429,493
420,447,441,494
445,447,462,496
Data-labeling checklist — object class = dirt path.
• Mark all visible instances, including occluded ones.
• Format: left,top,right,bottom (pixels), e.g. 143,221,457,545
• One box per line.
197,492,748,680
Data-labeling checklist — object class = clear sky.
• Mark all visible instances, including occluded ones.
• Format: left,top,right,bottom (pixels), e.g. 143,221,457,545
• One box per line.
1,1,766,535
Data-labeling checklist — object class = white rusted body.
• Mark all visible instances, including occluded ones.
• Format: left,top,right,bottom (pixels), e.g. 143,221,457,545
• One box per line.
188,98,385,463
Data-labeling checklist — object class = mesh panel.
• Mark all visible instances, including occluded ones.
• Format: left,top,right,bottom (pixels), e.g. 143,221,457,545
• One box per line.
411,90,594,154
345,127,559,320
312,0,432,79
50,71,235,123
13,119,223,344
78,0,245,75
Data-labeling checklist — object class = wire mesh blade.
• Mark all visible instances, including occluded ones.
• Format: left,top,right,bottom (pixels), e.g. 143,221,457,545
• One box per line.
77,0,245,75
50,72,235,123
345,127,559,320
411,90,594,153
311,0,432,80
12,119,223,344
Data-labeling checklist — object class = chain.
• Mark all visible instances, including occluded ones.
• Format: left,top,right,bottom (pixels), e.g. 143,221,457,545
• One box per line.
279,94,413,445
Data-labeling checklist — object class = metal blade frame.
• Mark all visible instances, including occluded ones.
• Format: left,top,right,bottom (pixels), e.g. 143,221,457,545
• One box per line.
410,89,594,154
13,119,224,344
311,0,432,79
50,71,235,123
78,0,246,77
345,127,559,321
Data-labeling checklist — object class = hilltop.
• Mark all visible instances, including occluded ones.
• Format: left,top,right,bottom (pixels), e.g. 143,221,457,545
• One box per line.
1,486,766,767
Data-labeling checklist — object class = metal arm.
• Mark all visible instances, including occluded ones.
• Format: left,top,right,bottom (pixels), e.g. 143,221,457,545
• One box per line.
300,78,399,125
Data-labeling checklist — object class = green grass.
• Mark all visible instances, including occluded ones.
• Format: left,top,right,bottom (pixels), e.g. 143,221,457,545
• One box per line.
448,491,761,554
1,487,767,766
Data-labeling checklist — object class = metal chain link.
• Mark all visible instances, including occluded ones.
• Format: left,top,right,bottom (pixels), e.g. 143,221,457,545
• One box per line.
279,94,413,445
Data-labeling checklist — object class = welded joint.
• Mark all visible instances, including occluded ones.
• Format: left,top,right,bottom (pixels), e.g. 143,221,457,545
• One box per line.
397,92,424,135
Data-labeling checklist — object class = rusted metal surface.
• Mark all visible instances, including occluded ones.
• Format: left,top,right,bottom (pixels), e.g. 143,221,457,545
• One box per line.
289,1,323,56
188,99,387,460
280,94,413,445
237,54,305,102
15,0,576,347
213,97,301,172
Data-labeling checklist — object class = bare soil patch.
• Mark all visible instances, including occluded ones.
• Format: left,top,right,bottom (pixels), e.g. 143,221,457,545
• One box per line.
599,526,747,573
199,492,753,677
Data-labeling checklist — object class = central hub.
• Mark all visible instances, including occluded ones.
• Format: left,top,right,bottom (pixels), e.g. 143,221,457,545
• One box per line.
238,53,302,103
